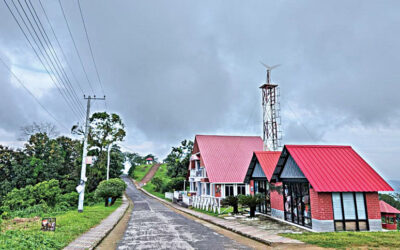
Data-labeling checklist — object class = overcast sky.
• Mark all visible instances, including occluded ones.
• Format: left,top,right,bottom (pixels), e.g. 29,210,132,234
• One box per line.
0,0,399,180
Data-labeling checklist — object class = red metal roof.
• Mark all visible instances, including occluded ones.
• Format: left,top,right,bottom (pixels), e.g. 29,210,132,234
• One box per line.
146,157,153,161
380,200,400,214
195,135,263,183
254,151,281,181
285,145,393,192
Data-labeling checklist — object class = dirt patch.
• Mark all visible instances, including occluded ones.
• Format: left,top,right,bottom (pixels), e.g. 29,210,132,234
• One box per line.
95,198,133,250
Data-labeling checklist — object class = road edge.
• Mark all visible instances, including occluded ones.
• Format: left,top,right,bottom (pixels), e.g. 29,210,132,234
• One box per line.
64,195,129,250
130,177,294,247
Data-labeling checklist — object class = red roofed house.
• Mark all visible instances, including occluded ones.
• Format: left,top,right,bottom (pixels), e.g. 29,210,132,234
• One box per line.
270,145,393,232
380,200,400,230
188,135,263,198
244,151,282,217
146,157,153,165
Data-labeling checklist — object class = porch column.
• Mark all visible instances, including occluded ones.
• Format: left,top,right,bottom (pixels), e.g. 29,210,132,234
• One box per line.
233,184,238,196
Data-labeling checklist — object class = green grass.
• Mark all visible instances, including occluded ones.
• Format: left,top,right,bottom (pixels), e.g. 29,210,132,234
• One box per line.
132,164,153,181
0,200,121,249
280,231,400,249
142,164,172,199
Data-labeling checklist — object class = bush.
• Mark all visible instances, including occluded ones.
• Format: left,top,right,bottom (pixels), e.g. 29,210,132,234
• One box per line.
151,177,164,192
162,177,185,192
59,192,79,207
221,196,239,214
238,194,264,217
84,192,102,206
94,178,127,206
1,180,61,212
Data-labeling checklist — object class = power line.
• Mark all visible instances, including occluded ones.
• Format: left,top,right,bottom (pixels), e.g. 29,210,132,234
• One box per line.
0,56,69,132
57,0,95,95
3,0,84,121
31,0,85,97
10,0,84,118
77,0,107,110
20,0,86,116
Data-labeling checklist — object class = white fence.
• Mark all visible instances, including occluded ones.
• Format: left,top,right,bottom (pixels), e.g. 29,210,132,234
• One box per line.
192,195,222,214
182,194,192,206
164,192,173,200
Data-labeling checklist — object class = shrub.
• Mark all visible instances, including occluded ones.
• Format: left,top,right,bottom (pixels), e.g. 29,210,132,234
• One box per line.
1,179,61,212
59,192,79,207
221,196,239,214
94,178,127,206
151,177,164,192
238,194,265,217
84,192,102,206
162,177,185,192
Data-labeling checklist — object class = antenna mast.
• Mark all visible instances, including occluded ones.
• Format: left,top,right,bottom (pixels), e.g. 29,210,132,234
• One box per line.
260,62,281,151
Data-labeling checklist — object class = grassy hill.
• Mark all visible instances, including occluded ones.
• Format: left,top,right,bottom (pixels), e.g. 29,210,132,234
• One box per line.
142,164,172,199
130,164,153,181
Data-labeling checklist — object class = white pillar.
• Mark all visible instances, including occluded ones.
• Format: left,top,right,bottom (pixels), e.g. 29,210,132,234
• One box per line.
245,184,250,195
233,184,238,196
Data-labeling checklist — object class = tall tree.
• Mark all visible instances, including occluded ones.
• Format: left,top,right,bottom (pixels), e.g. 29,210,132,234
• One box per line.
164,140,193,178
88,112,126,154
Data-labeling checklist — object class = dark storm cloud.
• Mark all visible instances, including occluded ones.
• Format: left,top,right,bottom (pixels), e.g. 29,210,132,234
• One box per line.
1,0,399,178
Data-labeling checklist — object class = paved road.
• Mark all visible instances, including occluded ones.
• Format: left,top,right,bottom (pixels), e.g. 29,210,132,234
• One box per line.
118,177,250,250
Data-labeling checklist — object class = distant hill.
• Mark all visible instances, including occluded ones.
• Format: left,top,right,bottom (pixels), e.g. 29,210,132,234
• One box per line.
388,180,400,192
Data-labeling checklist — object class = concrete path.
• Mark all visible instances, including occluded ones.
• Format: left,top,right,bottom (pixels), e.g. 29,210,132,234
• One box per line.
118,176,251,250
139,163,161,187
64,196,129,250
138,184,304,246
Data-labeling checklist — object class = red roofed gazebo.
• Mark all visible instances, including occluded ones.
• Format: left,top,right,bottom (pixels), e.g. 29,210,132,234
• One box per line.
380,200,400,230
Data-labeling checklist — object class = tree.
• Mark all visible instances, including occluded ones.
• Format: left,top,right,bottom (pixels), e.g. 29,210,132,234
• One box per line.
94,178,127,206
238,194,265,217
19,122,59,141
164,140,193,178
88,112,126,153
86,145,125,192
222,196,239,214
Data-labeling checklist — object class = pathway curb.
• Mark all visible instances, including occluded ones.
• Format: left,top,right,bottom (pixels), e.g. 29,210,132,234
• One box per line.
64,195,129,250
131,178,304,247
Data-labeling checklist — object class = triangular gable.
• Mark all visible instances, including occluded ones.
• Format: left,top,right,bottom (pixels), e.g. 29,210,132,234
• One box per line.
280,155,306,179
252,162,267,178
244,151,280,183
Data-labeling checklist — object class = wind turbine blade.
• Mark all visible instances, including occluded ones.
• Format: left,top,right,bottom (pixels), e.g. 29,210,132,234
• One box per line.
269,64,281,70
259,61,270,69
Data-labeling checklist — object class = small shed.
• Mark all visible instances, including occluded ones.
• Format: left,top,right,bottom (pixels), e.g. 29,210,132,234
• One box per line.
146,157,153,165
380,200,400,230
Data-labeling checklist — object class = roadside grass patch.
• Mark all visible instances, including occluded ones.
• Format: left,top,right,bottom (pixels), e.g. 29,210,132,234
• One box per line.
132,164,153,181
280,231,400,248
0,200,121,249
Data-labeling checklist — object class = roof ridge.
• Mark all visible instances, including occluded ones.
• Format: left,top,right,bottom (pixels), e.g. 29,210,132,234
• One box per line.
285,145,352,148
196,134,261,138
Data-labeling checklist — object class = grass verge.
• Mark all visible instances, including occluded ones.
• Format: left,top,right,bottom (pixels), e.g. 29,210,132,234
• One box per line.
280,231,400,249
0,200,121,249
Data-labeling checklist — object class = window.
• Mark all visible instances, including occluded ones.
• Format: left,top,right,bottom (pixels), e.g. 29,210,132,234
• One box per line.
237,185,246,195
206,183,210,195
225,185,234,196
283,182,311,228
332,192,369,231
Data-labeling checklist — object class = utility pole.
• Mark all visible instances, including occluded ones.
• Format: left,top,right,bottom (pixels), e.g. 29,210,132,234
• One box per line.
77,95,106,213
107,143,112,181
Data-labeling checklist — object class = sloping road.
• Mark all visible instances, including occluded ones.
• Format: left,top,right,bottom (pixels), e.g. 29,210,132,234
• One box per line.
118,176,250,250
